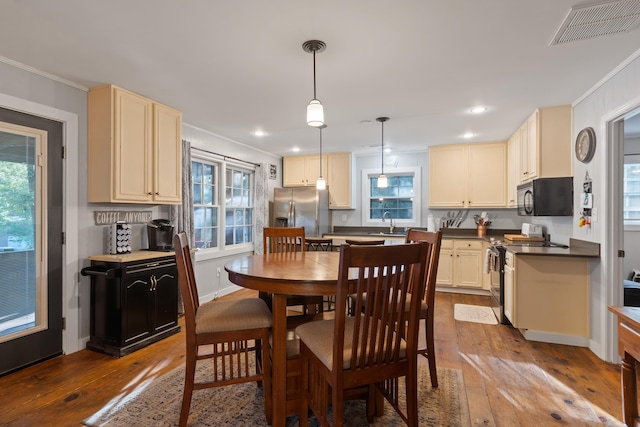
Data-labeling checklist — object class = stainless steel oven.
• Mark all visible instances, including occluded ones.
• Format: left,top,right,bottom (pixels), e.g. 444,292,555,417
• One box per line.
488,244,510,325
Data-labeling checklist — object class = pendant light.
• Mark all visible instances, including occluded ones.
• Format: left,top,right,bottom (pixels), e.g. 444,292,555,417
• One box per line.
377,117,389,188
316,124,327,190
303,40,326,127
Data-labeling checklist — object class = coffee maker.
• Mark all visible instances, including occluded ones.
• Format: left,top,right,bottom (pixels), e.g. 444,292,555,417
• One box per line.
147,219,174,251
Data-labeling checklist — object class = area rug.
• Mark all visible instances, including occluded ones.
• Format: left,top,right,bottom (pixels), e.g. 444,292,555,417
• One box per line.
84,359,470,427
454,303,498,325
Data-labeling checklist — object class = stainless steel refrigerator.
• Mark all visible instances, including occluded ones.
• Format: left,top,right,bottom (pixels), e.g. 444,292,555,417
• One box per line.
273,187,331,237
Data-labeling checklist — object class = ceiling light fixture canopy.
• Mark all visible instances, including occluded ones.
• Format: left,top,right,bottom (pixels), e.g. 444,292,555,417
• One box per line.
303,40,326,127
316,124,327,190
377,117,389,189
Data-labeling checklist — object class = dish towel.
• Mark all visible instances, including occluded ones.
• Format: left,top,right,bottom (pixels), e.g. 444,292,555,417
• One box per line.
483,248,491,274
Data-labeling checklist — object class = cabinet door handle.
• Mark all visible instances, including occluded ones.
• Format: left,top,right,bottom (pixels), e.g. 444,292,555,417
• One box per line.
128,279,148,289
148,192,153,195
155,192,159,195
155,274,174,285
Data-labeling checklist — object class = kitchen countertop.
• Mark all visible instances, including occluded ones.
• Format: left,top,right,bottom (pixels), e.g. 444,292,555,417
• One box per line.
325,227,601,258
503,238,600,258
88,250,175,263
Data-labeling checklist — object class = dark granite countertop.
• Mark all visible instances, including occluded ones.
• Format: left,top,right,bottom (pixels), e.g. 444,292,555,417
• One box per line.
503,238,600,258
326,227,601,258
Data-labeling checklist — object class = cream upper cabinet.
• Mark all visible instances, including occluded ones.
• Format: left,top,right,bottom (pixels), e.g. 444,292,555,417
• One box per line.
283,155,327,187
513,105,572,184
507,130,520,207
467,143,507,207
429,142,507,208
327,152,356,209
153,103,183,203
428,145,467,208
88,84,182,204
283,153,354,209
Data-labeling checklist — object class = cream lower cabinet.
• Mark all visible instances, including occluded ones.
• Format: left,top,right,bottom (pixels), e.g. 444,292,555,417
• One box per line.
504,251,515,323
436,239,484,289
429,142,507,208
88,84,182,204
509,252,589,337
436,239,454,286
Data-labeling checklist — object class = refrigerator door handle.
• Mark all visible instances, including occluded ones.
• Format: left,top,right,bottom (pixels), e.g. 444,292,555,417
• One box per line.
289,201,295,227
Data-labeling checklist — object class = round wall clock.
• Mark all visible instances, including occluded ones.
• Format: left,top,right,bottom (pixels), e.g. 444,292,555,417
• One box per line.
575,127,596,163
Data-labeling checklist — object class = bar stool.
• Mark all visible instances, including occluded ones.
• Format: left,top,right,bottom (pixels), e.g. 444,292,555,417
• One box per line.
306,237,335,310
306,237,333,252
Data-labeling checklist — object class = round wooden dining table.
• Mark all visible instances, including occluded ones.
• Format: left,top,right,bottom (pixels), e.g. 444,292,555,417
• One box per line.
225,251,342,427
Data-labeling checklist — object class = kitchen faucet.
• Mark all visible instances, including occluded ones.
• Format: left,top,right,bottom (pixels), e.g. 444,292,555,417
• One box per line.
382,211,394,234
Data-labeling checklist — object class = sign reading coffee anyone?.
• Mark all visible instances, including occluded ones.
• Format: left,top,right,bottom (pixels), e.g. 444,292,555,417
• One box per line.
94,210,153,225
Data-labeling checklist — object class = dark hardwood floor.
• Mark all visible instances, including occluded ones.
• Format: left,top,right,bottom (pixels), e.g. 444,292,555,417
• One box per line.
0,291,623,426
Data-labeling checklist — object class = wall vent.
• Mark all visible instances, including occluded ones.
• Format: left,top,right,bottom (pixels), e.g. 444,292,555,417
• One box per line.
550,0,640,45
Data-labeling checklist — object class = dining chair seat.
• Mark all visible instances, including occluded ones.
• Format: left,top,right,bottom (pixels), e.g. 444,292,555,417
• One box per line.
195,298,272,333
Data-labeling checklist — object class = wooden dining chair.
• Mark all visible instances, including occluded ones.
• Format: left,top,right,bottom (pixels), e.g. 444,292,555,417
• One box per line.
344,239,386,315
404,228,443,387
296,242,432,427
344,239,385,246
262,227,324,318
173,232,273,427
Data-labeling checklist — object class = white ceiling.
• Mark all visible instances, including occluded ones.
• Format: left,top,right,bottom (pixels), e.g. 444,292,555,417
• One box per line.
1,0,640,157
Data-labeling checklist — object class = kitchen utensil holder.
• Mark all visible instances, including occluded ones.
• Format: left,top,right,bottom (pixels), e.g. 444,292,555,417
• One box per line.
477,224,487,237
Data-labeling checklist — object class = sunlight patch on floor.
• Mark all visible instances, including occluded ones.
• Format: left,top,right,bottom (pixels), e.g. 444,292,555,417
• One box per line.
460,352,623,426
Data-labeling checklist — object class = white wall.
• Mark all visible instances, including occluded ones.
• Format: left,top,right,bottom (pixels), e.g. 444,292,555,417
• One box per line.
183,125,282,301
572,50,640,361
0,59,283,354
330,150,524,232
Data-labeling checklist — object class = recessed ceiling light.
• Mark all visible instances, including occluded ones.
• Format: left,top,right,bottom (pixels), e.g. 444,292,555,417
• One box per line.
253,130,266,137
361,120,373,125
462,132,475,139
384,147,391,153
292,147,301,152
469,106,487,114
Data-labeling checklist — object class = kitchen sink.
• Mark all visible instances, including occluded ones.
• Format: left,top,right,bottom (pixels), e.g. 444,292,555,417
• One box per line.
367,232,407,237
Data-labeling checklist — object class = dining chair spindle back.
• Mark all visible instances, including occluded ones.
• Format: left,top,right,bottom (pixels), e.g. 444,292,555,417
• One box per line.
296,242,432,427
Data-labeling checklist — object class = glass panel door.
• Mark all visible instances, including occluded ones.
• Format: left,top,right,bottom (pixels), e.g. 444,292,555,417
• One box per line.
0,123,46,343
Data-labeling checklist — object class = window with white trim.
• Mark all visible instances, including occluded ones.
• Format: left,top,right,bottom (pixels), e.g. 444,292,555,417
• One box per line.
224,167,253,245
192,154,254,249
192,159,219,249
361,167,421,227
624,155,640,226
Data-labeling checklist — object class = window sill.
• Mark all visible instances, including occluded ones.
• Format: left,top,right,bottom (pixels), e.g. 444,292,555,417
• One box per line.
194,243,254,261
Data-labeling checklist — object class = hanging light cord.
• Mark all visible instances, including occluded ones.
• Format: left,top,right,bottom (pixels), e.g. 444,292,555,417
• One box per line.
313,48,317,100
381,120,384,175
319,127,323,177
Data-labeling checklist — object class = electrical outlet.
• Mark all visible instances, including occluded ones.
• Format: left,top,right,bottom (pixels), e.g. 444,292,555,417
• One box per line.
216,267,221,277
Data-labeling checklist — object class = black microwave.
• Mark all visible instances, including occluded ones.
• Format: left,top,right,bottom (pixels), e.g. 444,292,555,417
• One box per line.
517,177,573,216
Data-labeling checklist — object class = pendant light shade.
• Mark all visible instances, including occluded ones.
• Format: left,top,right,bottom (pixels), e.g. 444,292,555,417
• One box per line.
307,99,324,127
303,40,326,128
377,117,389,189
316,124,327,190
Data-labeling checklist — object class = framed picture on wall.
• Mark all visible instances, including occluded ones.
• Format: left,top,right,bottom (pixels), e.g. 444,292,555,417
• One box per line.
269,163,277,180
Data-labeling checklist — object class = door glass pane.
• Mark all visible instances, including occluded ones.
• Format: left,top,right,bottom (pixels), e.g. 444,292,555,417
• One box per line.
0,127,45,342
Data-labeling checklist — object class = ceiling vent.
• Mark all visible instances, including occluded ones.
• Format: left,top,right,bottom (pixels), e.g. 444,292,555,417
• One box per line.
550,0,640,45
